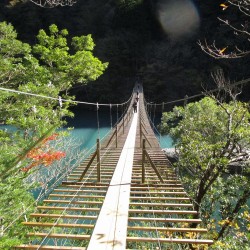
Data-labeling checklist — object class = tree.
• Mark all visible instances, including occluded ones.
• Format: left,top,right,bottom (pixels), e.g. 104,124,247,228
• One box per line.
160,83,250,246
0,22,107,173
0,21,107,180
0,22,107,247
198,0,250,58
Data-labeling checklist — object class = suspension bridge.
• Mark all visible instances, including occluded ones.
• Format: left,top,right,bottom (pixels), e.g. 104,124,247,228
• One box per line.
14,84,213,249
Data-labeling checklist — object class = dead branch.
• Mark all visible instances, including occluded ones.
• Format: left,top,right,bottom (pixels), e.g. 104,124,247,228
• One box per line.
29,0,77,8
228,0,250,16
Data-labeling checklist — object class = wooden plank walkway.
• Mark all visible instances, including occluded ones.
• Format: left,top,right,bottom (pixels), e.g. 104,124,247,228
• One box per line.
87,100,139,250
15,86,213,249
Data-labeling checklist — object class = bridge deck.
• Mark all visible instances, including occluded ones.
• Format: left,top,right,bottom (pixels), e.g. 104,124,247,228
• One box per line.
15,87,213,249
87,100,138,250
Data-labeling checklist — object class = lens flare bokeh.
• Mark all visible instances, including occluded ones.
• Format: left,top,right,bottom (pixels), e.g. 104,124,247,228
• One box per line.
157,0,200,39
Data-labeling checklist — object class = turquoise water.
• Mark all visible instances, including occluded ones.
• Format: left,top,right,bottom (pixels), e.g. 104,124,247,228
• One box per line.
66,108,173,150
157,134,173,148
153,113,174,148
65,108,114,150
0,109,173,153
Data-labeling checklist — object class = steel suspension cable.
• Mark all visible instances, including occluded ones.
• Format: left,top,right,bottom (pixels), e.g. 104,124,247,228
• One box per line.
0,87,133,107
96,103,100,140
144,77,250,106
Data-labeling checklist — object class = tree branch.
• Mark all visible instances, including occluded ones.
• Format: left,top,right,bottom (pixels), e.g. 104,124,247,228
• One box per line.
28,0,77,8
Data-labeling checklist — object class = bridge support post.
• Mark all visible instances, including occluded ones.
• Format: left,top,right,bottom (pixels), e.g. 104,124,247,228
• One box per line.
97,139,101,182
123,115,125,134
122,105,124,134
140,117,142,147
142,139,146,183
140,118,151,148
116,125,118,148
141,139,164,183
78,139,101,182
106,125,119,148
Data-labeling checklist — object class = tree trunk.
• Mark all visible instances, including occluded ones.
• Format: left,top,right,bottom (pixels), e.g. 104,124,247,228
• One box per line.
215,189,250,240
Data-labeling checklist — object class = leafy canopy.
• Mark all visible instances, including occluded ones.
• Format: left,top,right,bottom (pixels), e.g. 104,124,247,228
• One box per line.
160,96,250,244
0,22,107,247
0,22,107,174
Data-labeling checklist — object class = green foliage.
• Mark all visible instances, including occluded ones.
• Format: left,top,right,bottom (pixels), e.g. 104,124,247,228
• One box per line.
0,22,107,172
161,97,250,172
0,21,107,246
0,177,36,249
33,24,108,86
160,96,250,244
72,34,94,51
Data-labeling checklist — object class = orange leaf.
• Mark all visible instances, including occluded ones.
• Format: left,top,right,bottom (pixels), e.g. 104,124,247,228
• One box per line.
220,3,228,10
219,47,227,54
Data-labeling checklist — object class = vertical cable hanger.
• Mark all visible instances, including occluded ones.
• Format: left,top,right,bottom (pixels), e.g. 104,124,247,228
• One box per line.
153,103,156,126
149,103,152,120
58,95,63,119
96,102,100,140
159,102,165,145
110,104,113,129
116,104,119,124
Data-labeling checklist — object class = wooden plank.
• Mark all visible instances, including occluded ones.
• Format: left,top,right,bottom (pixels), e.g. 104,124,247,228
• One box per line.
67,177,112,181
129,209,198,215
130,186,184,189
126,237,213,244
37,206,100,212
128,217,202,223
61,183,182,188
130,191,187,195
27,232,90,240
30,213,97,220
49,194,104,199
127,226,207,233
14,245,86,250
43,200,102,205
22,222,94,228
61,183,109,188
130,197,190,201
130,202,193,207
53,189,106,193
69,173,113,177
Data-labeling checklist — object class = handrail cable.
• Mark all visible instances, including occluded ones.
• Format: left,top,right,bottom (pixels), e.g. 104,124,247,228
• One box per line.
0,86,133,107
145,77,250,106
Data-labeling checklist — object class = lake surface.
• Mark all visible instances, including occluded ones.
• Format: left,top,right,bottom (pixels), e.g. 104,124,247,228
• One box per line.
0,108,173,152
65,108,173,151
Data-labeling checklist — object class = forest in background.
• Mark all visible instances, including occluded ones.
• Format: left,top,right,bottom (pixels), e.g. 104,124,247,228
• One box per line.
0,0,249,105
